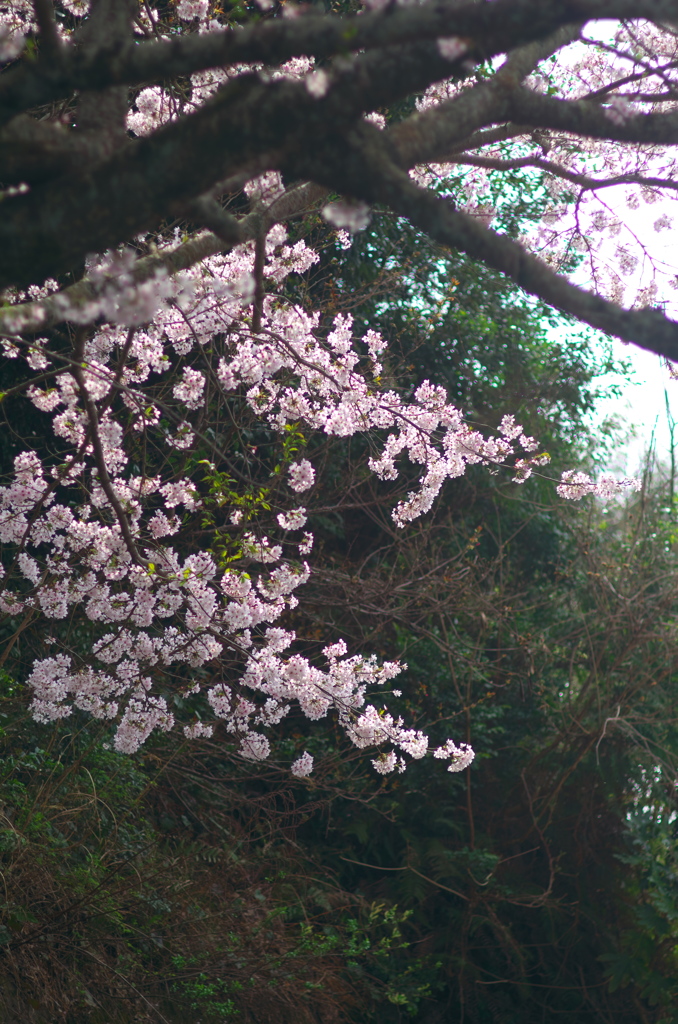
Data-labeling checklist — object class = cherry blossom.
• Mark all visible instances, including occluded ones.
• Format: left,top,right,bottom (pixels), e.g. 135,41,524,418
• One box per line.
0,230,636,771
437,37,468,62
433,740,476,773
0,0,652,781
305,69,330,98
288,461,316,493
322,201,371,234
291,751,314,777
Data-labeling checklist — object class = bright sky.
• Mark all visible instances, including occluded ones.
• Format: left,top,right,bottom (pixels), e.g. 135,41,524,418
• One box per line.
588,339,678,476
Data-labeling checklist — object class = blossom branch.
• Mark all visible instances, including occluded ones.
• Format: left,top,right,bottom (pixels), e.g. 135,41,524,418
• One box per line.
251,232,267,335
72,330,149,569
0,0,618,126
0,181,325,336
302,131,678,358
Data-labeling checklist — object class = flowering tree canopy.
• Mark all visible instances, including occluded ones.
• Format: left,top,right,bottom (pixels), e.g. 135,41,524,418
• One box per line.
0,0,671,768
4,0,678,343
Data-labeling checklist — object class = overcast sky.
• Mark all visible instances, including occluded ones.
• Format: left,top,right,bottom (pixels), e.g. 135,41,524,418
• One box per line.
588,340,678,476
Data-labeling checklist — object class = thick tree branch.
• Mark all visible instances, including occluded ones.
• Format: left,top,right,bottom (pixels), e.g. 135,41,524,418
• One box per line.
3,0,678,360
3,0,674,127
0,182,325,335
387,25,580,168
0,114,124,186
0,0,577,125
0,74,289,288
75,0,136,138
32,0,61,60
506,86,678,144
0,30,474,288
294,129,678,361
181,197,244,246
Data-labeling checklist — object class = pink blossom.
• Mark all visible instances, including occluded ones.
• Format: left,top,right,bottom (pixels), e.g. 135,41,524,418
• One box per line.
277,507,307,530
0,140,640,776
322,201,371,234
305,70,329,98
291,751,314,776
437,37,468,62
176,0,209,19
288,460,315,492
433,739,475,772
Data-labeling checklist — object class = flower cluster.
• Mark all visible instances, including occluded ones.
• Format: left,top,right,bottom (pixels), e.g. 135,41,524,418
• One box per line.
556,470,642,501
0,166,638,778
322,201,371,234
0,223,490,775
